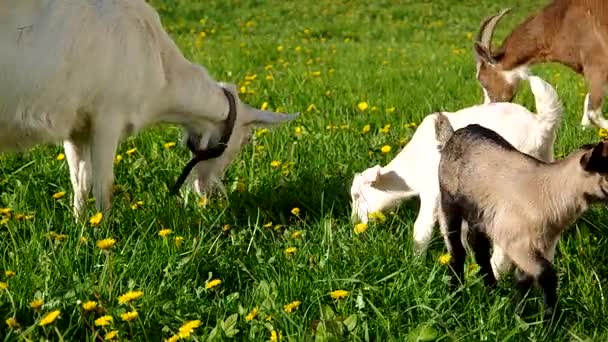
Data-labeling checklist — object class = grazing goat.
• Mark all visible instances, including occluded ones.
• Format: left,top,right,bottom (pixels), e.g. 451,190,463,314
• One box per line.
473,1,608,129
350,76,562,279
435,113,608,320
0,0,298,218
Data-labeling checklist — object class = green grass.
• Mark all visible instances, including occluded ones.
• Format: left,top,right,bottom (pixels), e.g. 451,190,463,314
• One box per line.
2,0,608,340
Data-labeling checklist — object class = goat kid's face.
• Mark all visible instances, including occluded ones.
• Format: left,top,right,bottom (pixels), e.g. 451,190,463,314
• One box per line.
580,140,608,202
350,166,397,223
186,84,298,196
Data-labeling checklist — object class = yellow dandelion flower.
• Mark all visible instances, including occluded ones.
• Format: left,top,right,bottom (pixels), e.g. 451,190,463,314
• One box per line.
283,300,301,313
164,142,176,149
30,298,44,310
52,191,65,199
357,102,369,112
439,253,452,265
404,122,417,129
468,263,480,275
131,200,144,209
379,124,390,134
94,315,113,326
260,102,269,110
0,208,12,216
121,310,139,322
115,154,123,164
105,330,119,340
206,278,222,289
0,217,9,225
89,212,103,226
159,229,173,238
256,128,269,137
263,222,273,228
361,124,371,134
56,153,65,161
466,32,474,40
264,64,273,70
381,145,391,154
82,301,98,311
291,230,302,239
80,236,89,244
599,128,608,139
276,45,284,52
368,211,386,223
265,74,274,81
198,195,208,207
386,107,396,114
284,246,297,255
118,290,144,304
330,290,350,300
175,236,184,247
270,329,281,342
270,160,281,168
0,282,7,290
5,317,19,329
126,148,137,155
245,306,259,321
294,126,303,136
96,238,116,250
39,310,60,326
353,223,368,235
178,320,202,338
310,71,321,77
291,207,300,216
306,103,317,112
166,335,179,342
222,224,231,232
5,270,15,278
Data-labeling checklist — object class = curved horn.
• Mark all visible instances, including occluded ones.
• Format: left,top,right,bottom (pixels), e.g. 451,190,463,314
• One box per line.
476,8,512,53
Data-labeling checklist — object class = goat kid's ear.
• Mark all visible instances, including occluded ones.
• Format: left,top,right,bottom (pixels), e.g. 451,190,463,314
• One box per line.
581,141,608,173
473,42,496,65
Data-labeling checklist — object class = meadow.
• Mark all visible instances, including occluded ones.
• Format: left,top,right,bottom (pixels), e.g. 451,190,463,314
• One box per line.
2,0,608,340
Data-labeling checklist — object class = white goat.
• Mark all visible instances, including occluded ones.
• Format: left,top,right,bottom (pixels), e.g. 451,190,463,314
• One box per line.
350,76,562,279
0,0,298,218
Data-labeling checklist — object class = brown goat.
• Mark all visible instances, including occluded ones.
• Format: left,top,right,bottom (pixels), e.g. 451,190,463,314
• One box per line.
435,112,608,320
473,1,608,129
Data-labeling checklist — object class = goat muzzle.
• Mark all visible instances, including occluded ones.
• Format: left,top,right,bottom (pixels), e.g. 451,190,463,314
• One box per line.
169,87,237,195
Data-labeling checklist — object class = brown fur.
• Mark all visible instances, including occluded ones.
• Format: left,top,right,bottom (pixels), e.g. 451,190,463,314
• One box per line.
474,0,608,110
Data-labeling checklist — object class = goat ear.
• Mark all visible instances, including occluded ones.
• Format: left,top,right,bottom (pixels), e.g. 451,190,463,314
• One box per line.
370,170,409,192
473,42,496,65
581,141,608,172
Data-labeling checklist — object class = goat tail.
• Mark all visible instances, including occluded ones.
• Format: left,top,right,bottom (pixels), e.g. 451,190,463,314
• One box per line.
434,112,454,150
529,75,563,130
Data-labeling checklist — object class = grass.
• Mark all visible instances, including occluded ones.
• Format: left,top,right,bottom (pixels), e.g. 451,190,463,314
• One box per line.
2,0,608,340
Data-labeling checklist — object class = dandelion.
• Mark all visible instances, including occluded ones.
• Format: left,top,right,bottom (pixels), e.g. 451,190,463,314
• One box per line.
96,238,116,250
386,107,396,114
121,310,139,322
164,142,176,149
264,64,273,70
439,253,452,265
178,320,202,338
276,45,284,52
466,31,474,40
600,128,608,139
0,282,7,290
39,310,60,326
222,224,231,232
206,278,222,289
265,74,274,81
361,124,371,134
89,212,103,226
270,160,281,168
404,122,417,129
357,102,369,112
245,306,259,321
131,200,144,210
294,126,303,136
80,236,89,244
56,153,65,161
260,102,269,110
30,298,44,310
284,247,297,256
310,71,321,77
175,236,184,248
166,335,179,342
468,263,480,275
283,300,301,313
381,145,391,154
270,329,281,342
115,154,123,164
198,195,208,207
52,191,65,199
291,230,302,239
0,217,9,225
5,317,19,329
291,207,300,216
118,290,144,304
105,331,119,340
159,229,172,238
256,128,269,137
368,211,386,223
126,148,137,155
82,301,98,311
354,223,368,235
5,270,15,278
330,290,350,300
0,208,12,216
306,103,317,112
95,315,113,326
379,124,391,134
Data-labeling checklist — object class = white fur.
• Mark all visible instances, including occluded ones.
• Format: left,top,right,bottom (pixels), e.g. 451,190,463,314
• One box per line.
350,75,562,279
0,0,298,217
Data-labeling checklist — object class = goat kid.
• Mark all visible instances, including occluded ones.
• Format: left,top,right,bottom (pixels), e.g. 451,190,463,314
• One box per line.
473,1,608,129
0,1,298,218
435,113,608,320
350,76,562,279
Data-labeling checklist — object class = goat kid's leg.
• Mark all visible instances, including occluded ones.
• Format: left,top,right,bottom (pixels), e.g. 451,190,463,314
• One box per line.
470,229,496,288
90,122,121,215
490,245,512,281
535,257,558,320
438,200,465,290
64,140,92,220
412,195,438,256
583,72,608,129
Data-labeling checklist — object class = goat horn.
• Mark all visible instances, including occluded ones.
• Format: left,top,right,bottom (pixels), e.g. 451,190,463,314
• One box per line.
476,8,511,53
